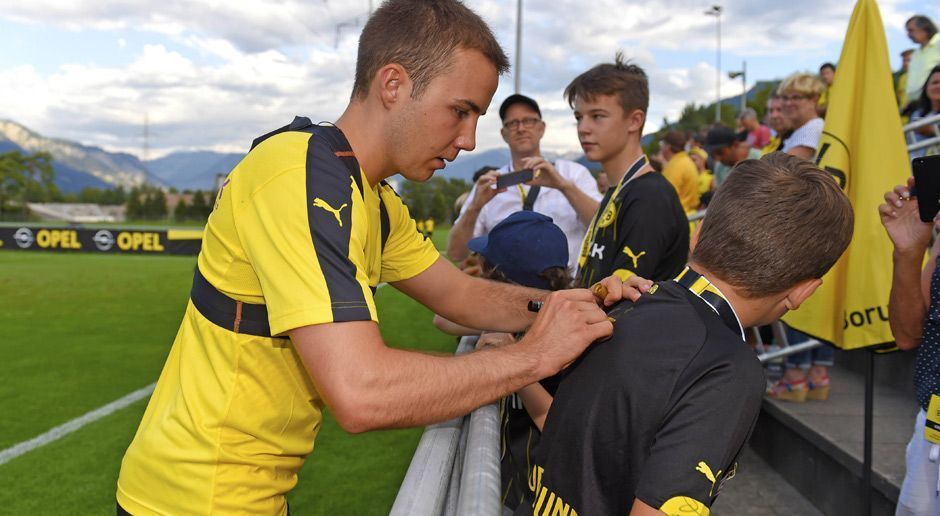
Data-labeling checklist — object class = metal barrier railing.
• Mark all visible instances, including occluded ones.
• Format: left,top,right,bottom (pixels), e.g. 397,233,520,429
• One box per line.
904,112,940,154
753,320,822,363
391,336,502,516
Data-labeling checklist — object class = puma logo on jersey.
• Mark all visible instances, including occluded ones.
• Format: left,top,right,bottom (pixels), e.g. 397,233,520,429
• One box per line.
696,461,721,497
623,246,646,268
590,243,605,259
312,198,348,227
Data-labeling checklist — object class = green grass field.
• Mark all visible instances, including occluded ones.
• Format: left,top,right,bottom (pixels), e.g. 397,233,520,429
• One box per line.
0,227,456,514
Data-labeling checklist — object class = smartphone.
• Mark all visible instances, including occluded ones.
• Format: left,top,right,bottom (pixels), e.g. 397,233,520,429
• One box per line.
495,168,534,189
913,155,940,222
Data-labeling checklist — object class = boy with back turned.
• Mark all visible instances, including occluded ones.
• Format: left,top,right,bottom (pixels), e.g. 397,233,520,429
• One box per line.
517,152,854,516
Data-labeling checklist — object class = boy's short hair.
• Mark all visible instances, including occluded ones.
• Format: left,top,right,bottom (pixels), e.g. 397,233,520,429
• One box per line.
819,62,836,73
564,51,649,117
351,0,509,100
661,131,686,153
691,152,854,297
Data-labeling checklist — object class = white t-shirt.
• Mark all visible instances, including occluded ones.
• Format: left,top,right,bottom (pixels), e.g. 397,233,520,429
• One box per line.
782,117,824,153
458,159,602,271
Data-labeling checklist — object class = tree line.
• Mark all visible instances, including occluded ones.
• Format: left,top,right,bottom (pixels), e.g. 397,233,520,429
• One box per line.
397,176,471,225
0,150,216,222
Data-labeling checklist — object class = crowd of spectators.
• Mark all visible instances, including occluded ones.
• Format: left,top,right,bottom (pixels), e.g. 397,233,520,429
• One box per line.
436,11,940,515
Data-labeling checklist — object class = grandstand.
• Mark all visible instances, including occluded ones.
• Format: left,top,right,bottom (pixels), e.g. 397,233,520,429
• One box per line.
26,203,123,223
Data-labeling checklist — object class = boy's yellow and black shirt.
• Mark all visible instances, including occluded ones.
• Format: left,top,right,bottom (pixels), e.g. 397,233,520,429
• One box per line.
515,276,764,516
117,118,438,515
576,170,689,287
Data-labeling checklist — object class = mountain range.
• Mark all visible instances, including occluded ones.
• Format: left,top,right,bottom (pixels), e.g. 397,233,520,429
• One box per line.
0,119,595,191
1,80,774,193
0,120,244,192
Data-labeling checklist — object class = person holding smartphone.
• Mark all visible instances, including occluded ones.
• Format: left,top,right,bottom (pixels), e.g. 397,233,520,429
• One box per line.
880,159,940,516
447,94,603,272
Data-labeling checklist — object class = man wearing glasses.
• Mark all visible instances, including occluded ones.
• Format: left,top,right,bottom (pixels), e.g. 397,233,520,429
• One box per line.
448,94,602,272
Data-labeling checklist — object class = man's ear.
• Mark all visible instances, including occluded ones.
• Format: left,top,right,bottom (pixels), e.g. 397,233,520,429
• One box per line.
784,278,823,311
375,63,409,109
626,108,645,133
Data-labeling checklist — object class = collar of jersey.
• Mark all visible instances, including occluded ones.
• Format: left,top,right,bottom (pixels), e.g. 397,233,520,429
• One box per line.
673,266,745,340
608,154,648,201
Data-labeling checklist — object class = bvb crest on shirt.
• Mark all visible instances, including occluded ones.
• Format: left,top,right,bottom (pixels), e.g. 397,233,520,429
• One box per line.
597,202,617,228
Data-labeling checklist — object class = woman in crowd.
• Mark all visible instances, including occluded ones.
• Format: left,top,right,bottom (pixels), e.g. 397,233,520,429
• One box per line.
909,65,940,158
778,72,826,161
770,72,835,402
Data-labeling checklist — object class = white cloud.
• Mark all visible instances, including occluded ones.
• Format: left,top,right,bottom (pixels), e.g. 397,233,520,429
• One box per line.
0,0,936,159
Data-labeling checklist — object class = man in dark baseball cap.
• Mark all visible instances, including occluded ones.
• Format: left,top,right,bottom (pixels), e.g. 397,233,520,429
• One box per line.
704,125,762,186
448,93,602,274
499,94,542,120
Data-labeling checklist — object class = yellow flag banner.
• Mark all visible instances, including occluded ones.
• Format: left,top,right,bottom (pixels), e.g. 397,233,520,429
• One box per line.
782,0,911,350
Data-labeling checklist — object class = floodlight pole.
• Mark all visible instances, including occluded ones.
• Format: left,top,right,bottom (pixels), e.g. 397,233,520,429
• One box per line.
705,5,723,123
728,63,747,114
514,0,523,93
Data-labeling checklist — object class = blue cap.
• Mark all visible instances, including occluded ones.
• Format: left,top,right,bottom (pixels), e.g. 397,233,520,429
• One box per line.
467,211,568,290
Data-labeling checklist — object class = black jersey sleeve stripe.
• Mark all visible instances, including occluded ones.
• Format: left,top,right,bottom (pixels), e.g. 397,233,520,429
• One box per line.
379,193,391,254
305,133,371,322
315,125,365,200
251,115,314,151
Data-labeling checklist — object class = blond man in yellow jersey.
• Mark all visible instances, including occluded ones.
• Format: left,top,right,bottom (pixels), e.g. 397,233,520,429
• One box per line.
116,1,627,514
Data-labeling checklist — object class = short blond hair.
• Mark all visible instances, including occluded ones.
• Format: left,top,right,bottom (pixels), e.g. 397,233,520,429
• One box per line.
777,72,826,99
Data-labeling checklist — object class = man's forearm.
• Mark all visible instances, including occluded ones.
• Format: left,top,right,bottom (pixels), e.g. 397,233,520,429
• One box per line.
446,275,543,332
890,250,928,350
331,342,545,432
560,181,601,226
296,284,613,434
447,207,480,261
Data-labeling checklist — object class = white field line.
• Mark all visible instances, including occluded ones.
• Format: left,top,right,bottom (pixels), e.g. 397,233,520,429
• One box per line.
0,382,155,466
0,286,393,466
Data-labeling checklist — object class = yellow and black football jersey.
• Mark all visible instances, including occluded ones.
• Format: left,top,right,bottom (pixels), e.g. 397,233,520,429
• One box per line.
117,118,438,515
576,158,689,287
516,269,762,516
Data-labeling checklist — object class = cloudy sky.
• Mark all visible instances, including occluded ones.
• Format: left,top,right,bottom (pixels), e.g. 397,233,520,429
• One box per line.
0,0,936,160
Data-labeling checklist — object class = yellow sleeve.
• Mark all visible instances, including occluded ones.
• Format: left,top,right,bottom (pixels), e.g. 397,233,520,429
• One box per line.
662,160,682,191
378,182,440,283
235,133,377,336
